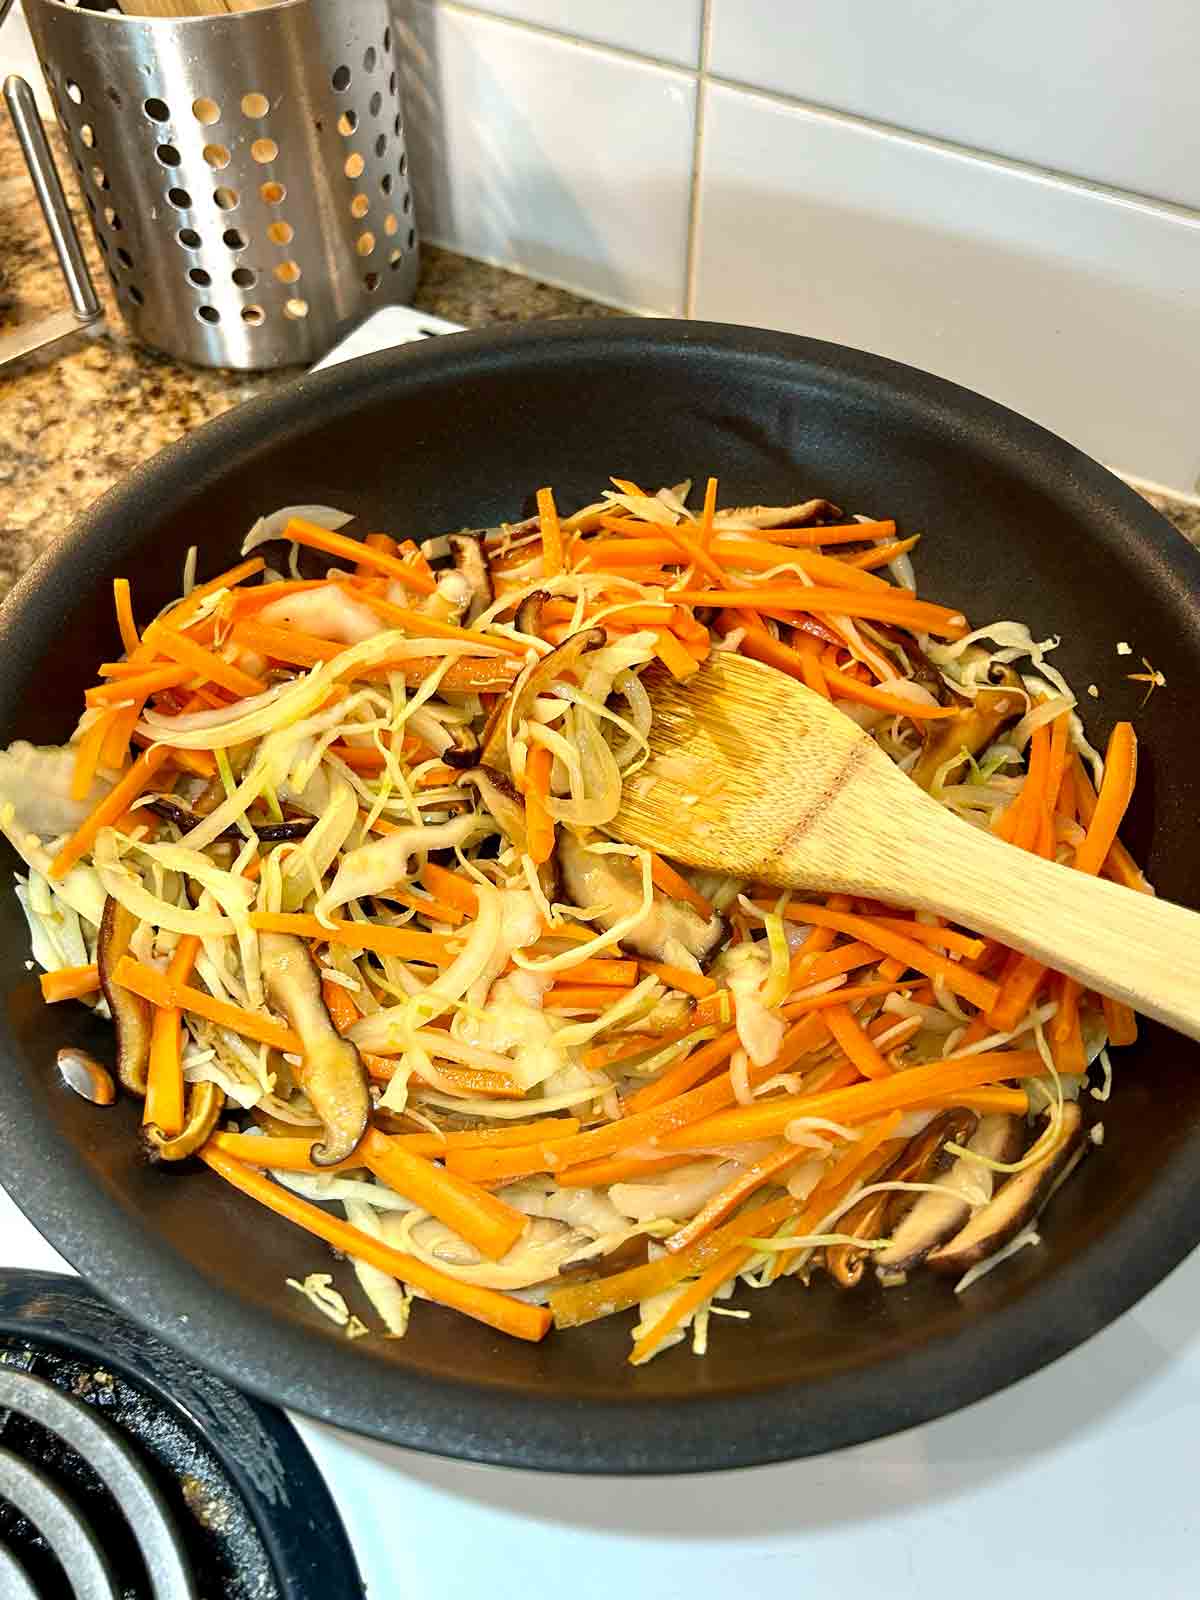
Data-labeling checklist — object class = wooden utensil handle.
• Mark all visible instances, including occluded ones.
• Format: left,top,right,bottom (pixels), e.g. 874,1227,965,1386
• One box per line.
894,819,1200,1040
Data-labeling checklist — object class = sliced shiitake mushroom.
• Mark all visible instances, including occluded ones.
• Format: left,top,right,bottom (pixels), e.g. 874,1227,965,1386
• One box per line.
911,663,1024,791
714,499,843,530
480,627,607,774
143,1081,224,1163
96,896,153,1096
146,797,314,843
558,1233,652,1281
260,932,370,1167
558,829,725,964
461,766,529,852
515,589,549,640
926,1102,1085,1276
826,1109,978,1288
446,531,493,624
439,724,481,771
874,1113,1026,1282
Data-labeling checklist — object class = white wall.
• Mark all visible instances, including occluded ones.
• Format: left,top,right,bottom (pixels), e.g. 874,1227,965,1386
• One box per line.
5,2,1197,490
394,0,1200,493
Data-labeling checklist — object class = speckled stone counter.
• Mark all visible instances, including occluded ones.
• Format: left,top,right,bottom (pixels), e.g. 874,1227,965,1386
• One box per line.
2,119,1196,601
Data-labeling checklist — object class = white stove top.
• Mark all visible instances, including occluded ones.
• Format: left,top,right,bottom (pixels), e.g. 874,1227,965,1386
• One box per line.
2,1183,1197,1599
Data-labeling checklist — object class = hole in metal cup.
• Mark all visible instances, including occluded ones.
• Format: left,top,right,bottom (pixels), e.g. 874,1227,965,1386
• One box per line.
232,266,257,288
331,65,351,92
242,305,265,326
267,220,294,244
242,92,270,119
193,97,220,126
214,186,240,211
143,96,169,121
284,297,309,319
197,305,220,324
168,187,193,209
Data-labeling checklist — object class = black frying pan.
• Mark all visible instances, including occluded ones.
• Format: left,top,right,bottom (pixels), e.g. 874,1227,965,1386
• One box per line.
1,320,1198,1474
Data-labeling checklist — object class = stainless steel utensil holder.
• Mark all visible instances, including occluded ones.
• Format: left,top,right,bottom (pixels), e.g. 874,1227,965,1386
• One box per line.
23,0,420,369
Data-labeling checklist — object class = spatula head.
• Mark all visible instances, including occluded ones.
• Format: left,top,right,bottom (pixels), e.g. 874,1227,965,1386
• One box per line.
610,652,927,891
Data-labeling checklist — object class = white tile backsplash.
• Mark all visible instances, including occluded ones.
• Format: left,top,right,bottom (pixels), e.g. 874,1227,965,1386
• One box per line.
396,0,696,313
454,0,703,68
709,0,1200,212
692,84,1200,491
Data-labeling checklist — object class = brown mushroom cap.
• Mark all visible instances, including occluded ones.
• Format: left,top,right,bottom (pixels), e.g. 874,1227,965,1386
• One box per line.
912,663,1024,791
926,1102,1085,1276
144,1081,224,1163
96,896,153,1096
260,932,370,1167
446,532,494,625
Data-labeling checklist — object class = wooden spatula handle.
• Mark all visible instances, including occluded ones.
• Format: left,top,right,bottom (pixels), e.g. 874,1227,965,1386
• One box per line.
887,819,1200,1040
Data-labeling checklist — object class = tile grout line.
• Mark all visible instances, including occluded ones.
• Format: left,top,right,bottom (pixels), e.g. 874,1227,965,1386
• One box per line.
683,0,713,319
426,0,1200,232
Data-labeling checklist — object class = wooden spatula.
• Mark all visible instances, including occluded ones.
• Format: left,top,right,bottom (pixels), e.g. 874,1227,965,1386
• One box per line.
610,652,1200,1040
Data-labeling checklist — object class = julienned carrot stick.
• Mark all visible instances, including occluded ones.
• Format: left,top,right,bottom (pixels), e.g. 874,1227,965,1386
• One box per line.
550,1194,797,1330
143,622,267,700
557,957,638,987
352,586,529,658
85,663,191,708
210,1119,586,1170
1072,757,1152,894
778,905,998,1011
114,955,301,1054
70,711,115,804
545,985,630,1011
51,746,172,880
665,1142,807,1255
822,1003,893,1080
709,537,892,593
113,578,140,656
698,476,718,549
200,1146,550,1342
622,1028,742,1113
420,862,478,914
284,517,436,594
656,1049,1045,1152
667,586,968,638
721,521,899,547
360,1129,527,1261
208,1131,361,1172
637,960,717,1000
987,950,1045,1032
735,626,958,720
555,1152,695,1188
843,535,922,571
389,1118,582,1156
653,628,701,680
851,918,985,962
524,743,555,866
1074,723,1137,876
249,911,454,966
780,978,923,1018
230,618,521,691
39,964,100,1003
647,852,716,919
143,934,201,1137
788,939,883,987
443,1134,585,1185
536,486,565,578
1101,992,1138,1048
176,556,266,623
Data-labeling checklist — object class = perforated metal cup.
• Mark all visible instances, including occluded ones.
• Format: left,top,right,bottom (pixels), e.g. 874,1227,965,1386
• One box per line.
23,0,419,369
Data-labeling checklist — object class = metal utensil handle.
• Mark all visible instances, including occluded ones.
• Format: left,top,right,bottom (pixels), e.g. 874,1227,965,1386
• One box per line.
4,73,100,321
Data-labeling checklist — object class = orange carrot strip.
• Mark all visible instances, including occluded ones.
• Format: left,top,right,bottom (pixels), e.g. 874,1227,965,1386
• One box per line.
442,1137,585,1185
779,904,998,1011
545,985,630,1011
1071,757,1151,893
849,917,985,961
652,627,701,680
780,978,921,1017
142,622,267,700
50,746,171,880
524,743,555,866
143,934,201,1136
550,1194,797,1330
201,1146,549,1341
113,577,140,656
39,964,100,1003
283,517,435,594
388,1118,581,1156
115,955,301,1053
360,1128,527,1261
250,911,453,966
987,951,1046,1032
698,476,718,549
420,863,478,914
178,556,267,618
790,631,831,699
230,618,519,690
736,626,958,719
842,535,922,571
637,960,717,1000
822,1003,893,1080
721,520,898,547
657,1050,1044,1152
208,1132,362,1172
85,664,191,708
665,1142,811,1256
557,957,638,987
648,852,716,919
1073,724,1138,877
555,1152,695,1188
1101,992,1138,1048
710,537,892,592
671,586,967,637
623,1027,742,1114
1050,975,1087,1075
352,586,529,658
70,712,116,804
537,486,565,578
788,939,884,987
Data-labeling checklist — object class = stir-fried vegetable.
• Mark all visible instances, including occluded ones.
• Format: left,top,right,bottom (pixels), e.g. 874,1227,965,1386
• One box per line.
5,479,1145,1362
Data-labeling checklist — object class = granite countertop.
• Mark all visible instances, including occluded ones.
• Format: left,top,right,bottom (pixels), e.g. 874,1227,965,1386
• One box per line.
1,119,1196,600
